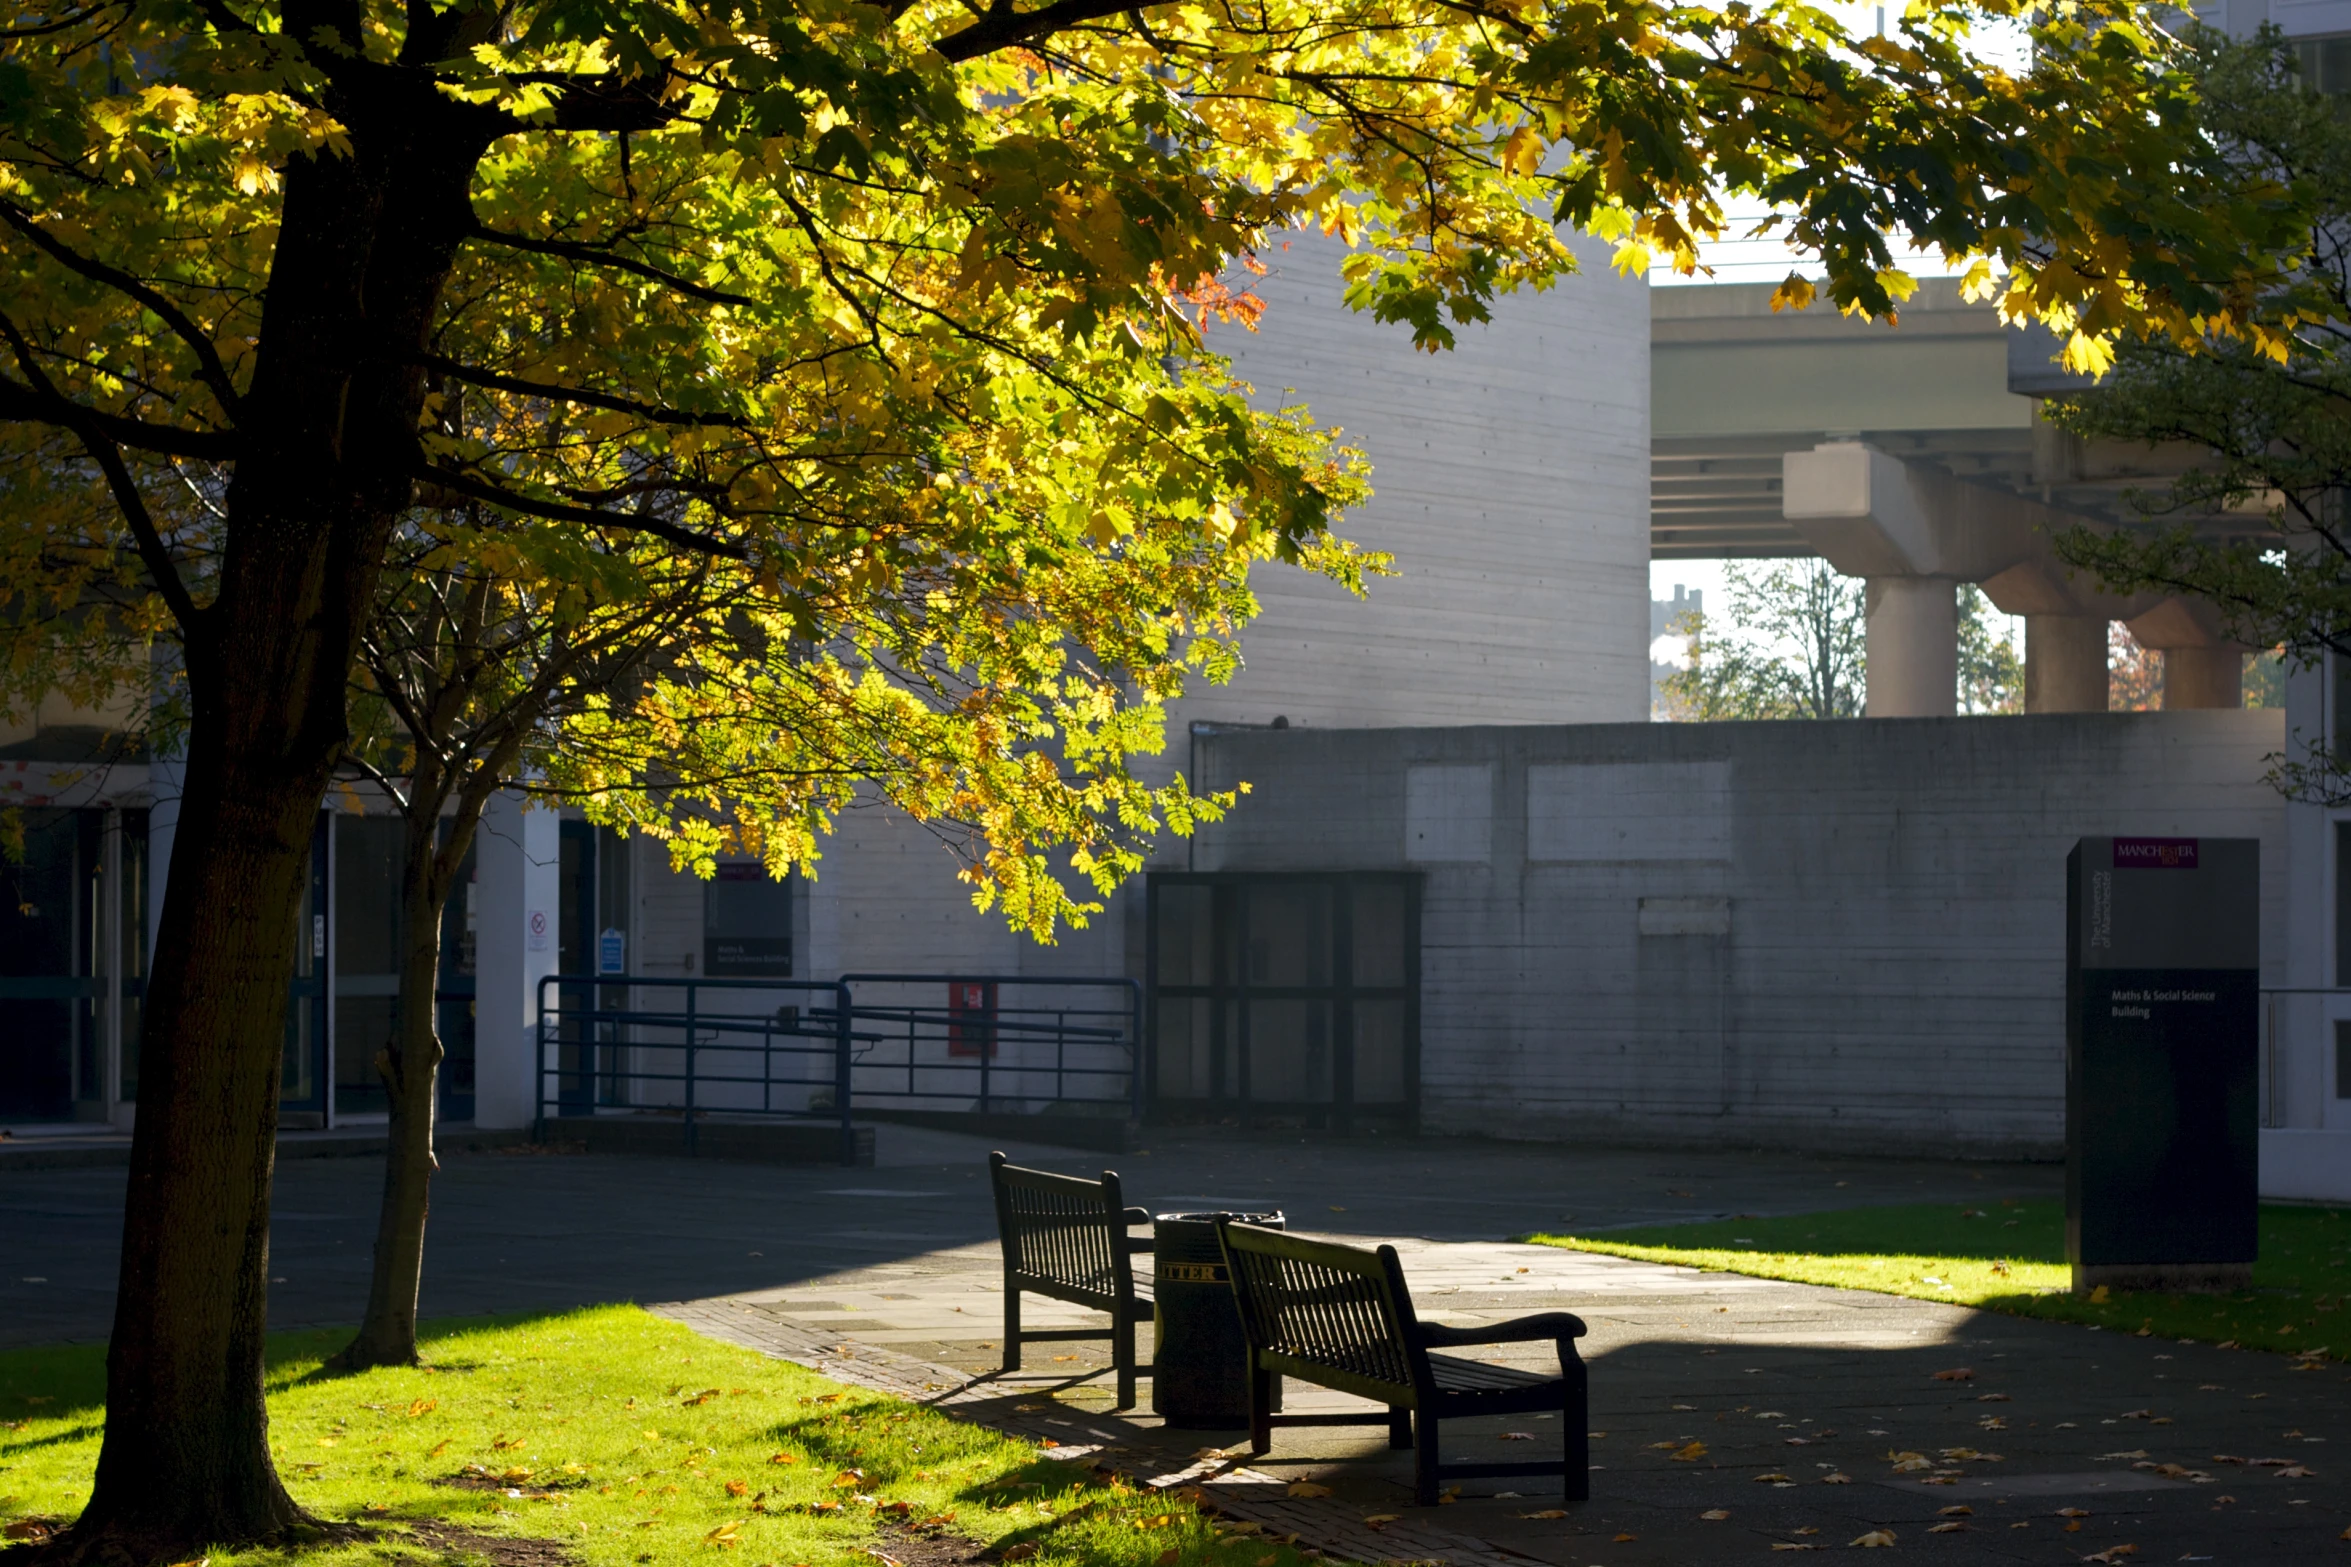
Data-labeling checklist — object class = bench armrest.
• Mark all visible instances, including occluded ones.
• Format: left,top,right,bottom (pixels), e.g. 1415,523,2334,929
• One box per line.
1418,1312,1588,1348
1122,1206,1152,1227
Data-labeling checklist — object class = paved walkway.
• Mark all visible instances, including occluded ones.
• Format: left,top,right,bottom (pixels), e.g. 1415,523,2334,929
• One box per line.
6,1124,2347,1560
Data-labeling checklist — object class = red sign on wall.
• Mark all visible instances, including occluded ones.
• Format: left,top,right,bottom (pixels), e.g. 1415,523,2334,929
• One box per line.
947,980,998,1058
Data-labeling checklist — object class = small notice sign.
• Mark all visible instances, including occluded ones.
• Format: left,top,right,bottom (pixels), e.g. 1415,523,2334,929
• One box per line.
527,908,549,952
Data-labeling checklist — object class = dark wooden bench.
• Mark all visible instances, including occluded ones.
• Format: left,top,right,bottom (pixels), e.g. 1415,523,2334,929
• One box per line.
988,1150,1154,1409
1216,1221,1588,1506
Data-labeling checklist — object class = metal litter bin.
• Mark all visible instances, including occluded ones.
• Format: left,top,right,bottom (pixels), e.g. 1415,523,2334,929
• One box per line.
1152,1210,1283,1428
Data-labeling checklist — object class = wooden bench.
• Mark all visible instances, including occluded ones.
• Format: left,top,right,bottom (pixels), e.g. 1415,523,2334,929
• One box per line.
988,1151,1154,1409
1216,1221,1588,1506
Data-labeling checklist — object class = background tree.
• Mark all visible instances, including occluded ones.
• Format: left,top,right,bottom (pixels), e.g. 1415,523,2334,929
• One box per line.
1956,584,2025,714
2049,28,2351,795
0,0,2332,1555
1659,560,1865,719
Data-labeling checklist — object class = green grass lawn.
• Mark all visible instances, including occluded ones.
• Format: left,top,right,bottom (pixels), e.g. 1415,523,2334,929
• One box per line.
1526,1199,2351,1355
0,1308,1306,1567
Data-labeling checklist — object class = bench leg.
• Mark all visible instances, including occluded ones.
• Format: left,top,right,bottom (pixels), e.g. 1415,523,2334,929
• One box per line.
1387,1407,1412,1450
1113,1313,1137,1411
1563,1355,1590,1502
1002,1286,1022,1374
1247,1365,1273,1457
1412,1411,1440,1507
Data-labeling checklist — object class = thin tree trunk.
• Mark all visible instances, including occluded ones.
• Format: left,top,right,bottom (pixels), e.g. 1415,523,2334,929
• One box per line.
336,799,453,1369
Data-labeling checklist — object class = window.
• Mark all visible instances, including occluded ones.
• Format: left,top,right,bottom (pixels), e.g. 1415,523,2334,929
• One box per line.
2300,36,2351,97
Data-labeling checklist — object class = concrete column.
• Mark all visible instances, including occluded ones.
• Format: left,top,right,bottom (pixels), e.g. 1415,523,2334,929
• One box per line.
2163,646,2244,710
2024,615,2109,713
473,790,560,1130
1864,577,1957,717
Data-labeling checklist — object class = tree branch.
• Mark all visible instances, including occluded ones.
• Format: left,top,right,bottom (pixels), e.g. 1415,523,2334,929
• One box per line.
0,374,242,459
0,310,205,637
0,198,246,420
416,463,751,560
465,221,760,309
932,0,1137,60
411,352,752,428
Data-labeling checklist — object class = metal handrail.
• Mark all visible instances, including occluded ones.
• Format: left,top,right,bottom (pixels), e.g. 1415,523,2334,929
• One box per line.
533,972,1144,1163
535,973,854,1163
837,974,1145,1118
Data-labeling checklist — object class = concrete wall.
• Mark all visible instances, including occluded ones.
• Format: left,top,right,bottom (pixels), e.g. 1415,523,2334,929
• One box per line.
1183,229,1650,734
1191,711,2288,1158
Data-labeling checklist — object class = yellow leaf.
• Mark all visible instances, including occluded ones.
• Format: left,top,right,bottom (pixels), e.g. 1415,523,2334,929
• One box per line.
768,1453,798,1465
406,1399,437,1417
2060,332,2115,379
429,1439,453,1458
1671,1441,1706,1461
1768,275,1815,313
726,1480,749,1496
1850,1530,1896,1547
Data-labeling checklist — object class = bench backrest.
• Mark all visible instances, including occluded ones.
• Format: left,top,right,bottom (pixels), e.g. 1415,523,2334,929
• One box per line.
989,1150,1135,1310
1217,1222,1427,1405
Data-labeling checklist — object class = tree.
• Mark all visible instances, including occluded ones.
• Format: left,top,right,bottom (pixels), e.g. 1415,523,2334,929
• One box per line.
1659,560,1864,720
2109,623,2164,710
1956,584,2024,714
0,0,2327,1555
2048,28,2351,795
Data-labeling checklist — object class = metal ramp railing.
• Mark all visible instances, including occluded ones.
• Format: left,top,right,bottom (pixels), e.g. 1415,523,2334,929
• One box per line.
533,972,1141,1165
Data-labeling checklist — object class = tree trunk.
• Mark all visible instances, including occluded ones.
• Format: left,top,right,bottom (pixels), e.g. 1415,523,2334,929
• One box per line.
337,791,482,1370
67,84,490,1558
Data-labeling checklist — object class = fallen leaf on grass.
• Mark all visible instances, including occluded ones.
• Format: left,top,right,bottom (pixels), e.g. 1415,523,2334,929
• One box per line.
428,1440,453,1458
832,1471,865,1489
1849,1529,1896,1547
405,1399,436,1417
1286,1483,1332,1499
704,1522,741,1547
769,1453,797,1465
1006,1546,1042,1564
492,1435,526,1451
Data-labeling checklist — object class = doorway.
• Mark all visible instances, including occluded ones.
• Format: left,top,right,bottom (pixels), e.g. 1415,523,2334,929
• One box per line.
1145,872,1420,1130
